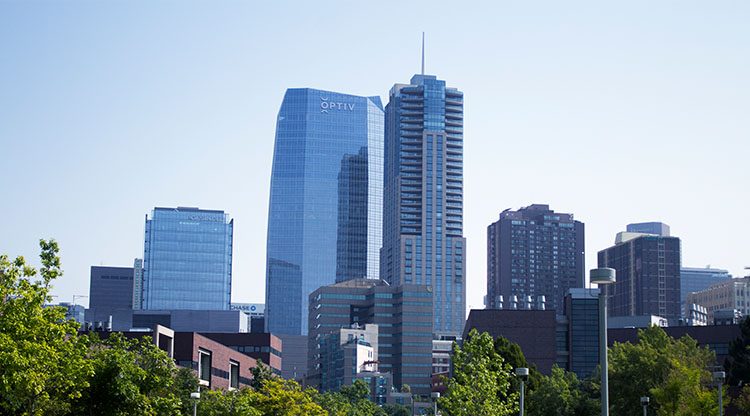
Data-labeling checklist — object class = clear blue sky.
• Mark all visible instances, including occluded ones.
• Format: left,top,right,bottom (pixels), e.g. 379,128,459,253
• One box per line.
1,1,748,310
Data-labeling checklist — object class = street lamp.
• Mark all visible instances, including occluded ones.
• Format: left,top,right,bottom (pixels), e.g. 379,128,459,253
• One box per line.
516,367,529,416
640,396,649,416
713,371,725,416
590,268,616,416
431,392,440,416
190,391,200,416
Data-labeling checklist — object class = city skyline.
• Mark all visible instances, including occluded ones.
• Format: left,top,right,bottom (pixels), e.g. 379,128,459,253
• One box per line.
1,1,748,312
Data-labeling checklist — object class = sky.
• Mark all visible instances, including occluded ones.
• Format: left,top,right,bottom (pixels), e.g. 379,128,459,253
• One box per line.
1,1,748,311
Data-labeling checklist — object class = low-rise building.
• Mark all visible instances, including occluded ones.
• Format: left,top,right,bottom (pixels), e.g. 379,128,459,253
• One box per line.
686,277,750,321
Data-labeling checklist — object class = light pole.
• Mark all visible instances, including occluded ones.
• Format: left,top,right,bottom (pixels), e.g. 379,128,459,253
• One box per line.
190,391,200,416
713,371,725,416
640,396,649,416
516,367,529,416
431,392,440,415
591,268,616,416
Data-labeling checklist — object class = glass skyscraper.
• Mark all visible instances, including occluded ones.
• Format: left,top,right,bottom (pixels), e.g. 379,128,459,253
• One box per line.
380,74,465,337
265,88,384,336
141,207,233,310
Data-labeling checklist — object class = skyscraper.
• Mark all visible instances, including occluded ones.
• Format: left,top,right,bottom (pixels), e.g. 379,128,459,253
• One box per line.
265,88,384,336
380,74,465,337
598,224,681,321
486,204,585,313
141,207,233,310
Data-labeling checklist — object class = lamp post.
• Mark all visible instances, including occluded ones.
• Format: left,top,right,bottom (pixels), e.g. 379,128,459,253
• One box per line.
713,371,725,416
516,367,529,416
640,396,649,416
590,268,616,416
190,391,200,416
431,392,440,416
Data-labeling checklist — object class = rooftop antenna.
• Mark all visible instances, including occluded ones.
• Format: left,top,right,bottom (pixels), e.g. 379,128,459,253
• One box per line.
421,32,425,75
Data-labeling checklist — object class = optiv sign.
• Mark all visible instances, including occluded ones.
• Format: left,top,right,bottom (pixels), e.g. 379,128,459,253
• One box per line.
320,96,355,113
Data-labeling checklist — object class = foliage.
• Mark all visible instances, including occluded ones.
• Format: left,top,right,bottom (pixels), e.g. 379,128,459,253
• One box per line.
72,333,182,415
438,329,518,416
735,384,750,413
494,336,542,392
249,359,277,390
608,325,718,416
174,367,201,416
381,403,411,416
527,366,598,416
0,240,93,416
316,380,386,416
196,388,262,416
725,316,750,386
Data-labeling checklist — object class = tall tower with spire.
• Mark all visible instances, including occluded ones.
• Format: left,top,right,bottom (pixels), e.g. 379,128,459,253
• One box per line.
380,67,466,337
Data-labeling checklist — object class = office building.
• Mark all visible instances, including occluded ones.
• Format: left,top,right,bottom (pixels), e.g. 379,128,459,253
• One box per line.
131,309,248,333
681,267,731,315
598,225,681,321
265,88,384,337
380,73,466,337
486,204,585,314
686,277,750,321
141,207,233,310
562,289,600,378
317,324,379,393
308,279,433,396
86,265,135,328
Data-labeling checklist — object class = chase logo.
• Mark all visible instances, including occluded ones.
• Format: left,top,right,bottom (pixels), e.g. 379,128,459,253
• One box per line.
320,96,355,113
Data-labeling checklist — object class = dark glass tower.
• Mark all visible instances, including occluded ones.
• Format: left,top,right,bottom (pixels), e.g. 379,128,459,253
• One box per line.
598,226,681,321
265,88,384,336
381,74,465,337
486,204,585,314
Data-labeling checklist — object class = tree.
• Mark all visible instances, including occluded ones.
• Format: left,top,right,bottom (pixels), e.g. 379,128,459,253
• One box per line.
494,336,542,392
72,333,182,415
252,377,326,415
382,403,411,416
439,329,518,416
0,240,93,415
316,380,386,416
725,316,750,385
527,366,597,416
173,367,200,416
249,359,277,390
608,325,718,416
197,388,262,416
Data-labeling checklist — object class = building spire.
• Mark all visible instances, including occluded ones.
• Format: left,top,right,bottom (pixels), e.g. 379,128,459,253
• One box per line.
421,32,425,75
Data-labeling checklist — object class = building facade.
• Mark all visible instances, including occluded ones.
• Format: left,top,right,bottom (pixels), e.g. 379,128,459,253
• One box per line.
265,88,384,337
308,279,433,396
141,207,233,310
562,288,600,378
486,204,585,313
686,277,750,321
680,267,732,315
317,324,379,393
626,222,671,236
86,265,135,328
380,74,465,337
598,227,681,321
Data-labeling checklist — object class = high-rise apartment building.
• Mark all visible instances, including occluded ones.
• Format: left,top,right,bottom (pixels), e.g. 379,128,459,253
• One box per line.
307,279,433,396
380,74,465,337
681,267,732,315
265,89,384,337
486,204,585,313
598,224,681,321
141,207,233,310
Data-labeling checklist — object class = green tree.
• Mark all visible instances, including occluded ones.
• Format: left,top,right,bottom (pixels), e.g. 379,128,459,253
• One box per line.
527,366,595,416
439,329,518,416
316,380,386,416
0,240,93,415
252,377,326,415
173,367,200,416
249,359,277,390
608,325,718,416
382,403,411,416
196,388,262,416
725,316,750,385
494,336,542,392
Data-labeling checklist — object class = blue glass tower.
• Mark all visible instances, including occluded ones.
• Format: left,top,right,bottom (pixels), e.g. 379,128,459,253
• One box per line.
265,88,384,336
381,74,465,337
142,207,233,310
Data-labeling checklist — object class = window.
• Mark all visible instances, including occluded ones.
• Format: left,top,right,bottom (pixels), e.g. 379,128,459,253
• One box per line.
198,349,212,386
229,360,239,389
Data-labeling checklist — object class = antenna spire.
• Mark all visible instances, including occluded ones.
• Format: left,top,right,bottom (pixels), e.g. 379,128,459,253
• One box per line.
421,32,425,75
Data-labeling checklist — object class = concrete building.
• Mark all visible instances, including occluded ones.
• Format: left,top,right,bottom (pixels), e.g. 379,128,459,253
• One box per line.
308,279,433,396
316,324,379,393
486,204,585,314
598,224,681,321
380,74,466,337
681,267,731,315
686,277,750,321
